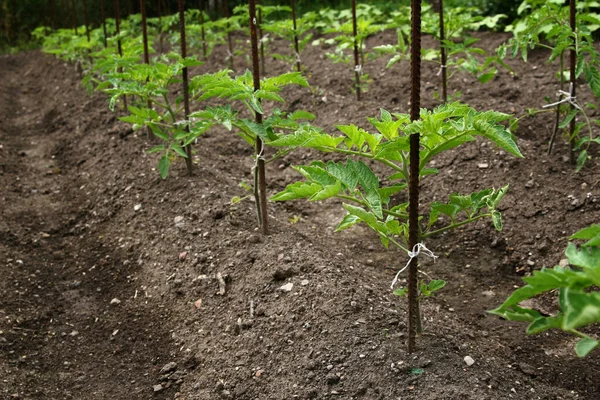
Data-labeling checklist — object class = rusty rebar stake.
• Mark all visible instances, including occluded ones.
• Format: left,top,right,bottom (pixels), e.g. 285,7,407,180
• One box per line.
178,0,193,176
408,0,422,354
569,0,577,164
225,0,234,71
291,0,301,72
249,0,269,235
101,0,108,47
258,0,265,75
438,0,447,103
352,0,361,101
82,0,90,41
114,0,127,110
200,0,207,59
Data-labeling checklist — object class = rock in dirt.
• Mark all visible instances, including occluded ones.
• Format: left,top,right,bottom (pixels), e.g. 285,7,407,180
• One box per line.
160,361,178,375
193,299,202,309
178,251,187,261
279,282,294,293
134,204,142,211
518,362,537,377
174,216,185,229
464,356,475,367
153,384,164,392
110,298,121,305
326,373,340,385
272,266,297,281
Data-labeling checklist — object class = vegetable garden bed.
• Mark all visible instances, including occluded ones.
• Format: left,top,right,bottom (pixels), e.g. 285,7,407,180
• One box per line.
1,2,600,399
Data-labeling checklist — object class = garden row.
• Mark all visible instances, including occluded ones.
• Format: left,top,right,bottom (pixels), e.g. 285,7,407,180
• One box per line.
34,0,600,356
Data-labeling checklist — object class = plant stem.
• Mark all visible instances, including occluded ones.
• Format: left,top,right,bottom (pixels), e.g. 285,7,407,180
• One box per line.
250,0,269,235
422,213,489,238
178,0,193,175
352,0,361,101
408,0,422,354
337,195,409,219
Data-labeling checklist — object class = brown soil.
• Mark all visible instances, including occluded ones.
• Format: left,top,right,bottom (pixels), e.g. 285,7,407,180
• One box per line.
1,28,599,400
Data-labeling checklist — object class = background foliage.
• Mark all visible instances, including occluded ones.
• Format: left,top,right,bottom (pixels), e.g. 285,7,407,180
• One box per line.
1,0,522,53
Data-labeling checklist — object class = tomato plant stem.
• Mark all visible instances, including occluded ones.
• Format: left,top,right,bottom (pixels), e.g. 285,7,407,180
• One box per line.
249,0,269,235
291,0,301,72
178,0,193,176
408,0,422,353
352,0,361,101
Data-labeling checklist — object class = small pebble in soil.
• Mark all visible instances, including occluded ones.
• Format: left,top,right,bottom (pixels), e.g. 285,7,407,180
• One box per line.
110,298,121,305
464,356,475,367
134,204,142,211
326,373,340,385
478,163,489,169
174,215,185,228
159,361,178,375
301,279,309,286
153,384,164,392
525,179,535,188
178,251,187,261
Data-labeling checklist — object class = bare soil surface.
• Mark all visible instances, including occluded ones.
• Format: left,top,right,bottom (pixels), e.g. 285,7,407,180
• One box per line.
1,29,600,400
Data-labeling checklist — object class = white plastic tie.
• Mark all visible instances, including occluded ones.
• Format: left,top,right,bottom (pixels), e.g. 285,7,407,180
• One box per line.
259,34,270,45
390,243,438,289
253,146,266,173
436,64,447,77
542,82,581,111
354,64,363,74
295,52,301,64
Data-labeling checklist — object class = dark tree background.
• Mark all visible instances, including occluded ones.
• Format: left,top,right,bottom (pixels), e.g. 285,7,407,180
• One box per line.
0,0,522,51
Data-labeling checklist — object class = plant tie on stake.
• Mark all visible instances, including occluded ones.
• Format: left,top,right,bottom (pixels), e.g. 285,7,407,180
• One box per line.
390,243,438,289
436,64,447,77
354,64,363,75
543,82,581,111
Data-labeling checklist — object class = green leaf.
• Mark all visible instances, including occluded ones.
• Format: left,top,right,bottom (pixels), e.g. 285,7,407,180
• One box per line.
562,289,600,330
270,182,321,201
526,315,563,335
310,180,342,201
171,143,188,158
335,213,360,232
474,120,523,158
158,155,170,179
491,210,503,231
575,337,600,357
